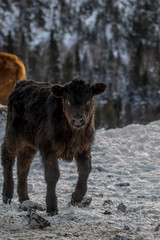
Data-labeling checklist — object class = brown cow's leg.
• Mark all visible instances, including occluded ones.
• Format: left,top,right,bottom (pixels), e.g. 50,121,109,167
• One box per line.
1,142,16,204
43,154,60,216
72,150,92,205
17,146,37,203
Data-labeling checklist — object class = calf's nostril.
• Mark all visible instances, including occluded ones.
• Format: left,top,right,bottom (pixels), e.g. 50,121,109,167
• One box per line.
72,118,76,123
79,118,83,123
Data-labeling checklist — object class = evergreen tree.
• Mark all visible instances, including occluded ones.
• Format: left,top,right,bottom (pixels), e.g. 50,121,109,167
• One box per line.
74,44,81,77
95,106,102,129
37,8,45,27
62,53,73,83
131,40,143,86
20,31,29,75
140,70,149,86
48,30,60,83
156,34,160,61
5,31,14,53
82,53,89,80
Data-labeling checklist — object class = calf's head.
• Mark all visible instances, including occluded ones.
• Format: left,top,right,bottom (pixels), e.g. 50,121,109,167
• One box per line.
51,79,106,129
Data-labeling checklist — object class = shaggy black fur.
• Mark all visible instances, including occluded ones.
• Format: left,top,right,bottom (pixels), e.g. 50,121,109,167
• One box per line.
1,79,106,215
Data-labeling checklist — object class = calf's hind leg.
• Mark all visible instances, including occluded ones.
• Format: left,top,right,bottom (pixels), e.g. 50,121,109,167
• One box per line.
17,146,37,203
1,142,17,204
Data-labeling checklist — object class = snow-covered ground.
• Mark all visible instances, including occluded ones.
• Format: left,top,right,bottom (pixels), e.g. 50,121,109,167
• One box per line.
0,108,160,240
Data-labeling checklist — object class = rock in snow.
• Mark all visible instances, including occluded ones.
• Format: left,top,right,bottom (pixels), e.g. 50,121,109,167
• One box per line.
26,209,51,229
19,200,45,212
112,235,131,240
115,182,130,187
117,203,127,213
1,118,160,239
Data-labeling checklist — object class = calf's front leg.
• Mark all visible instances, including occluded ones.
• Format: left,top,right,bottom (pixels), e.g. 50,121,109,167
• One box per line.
43,153,60,216
72,150,92,205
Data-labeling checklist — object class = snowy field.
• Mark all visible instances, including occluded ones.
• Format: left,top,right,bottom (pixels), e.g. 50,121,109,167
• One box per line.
0,107,160,240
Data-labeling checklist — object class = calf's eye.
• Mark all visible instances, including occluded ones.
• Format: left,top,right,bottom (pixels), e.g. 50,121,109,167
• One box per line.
65,99,70,105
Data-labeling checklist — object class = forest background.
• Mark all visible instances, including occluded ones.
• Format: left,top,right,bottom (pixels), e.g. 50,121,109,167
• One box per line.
0,0,160,129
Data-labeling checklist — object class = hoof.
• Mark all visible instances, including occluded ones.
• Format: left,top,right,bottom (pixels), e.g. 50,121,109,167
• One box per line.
70,198,79,206
70,197,92,207
47,210,58,216
19,197,30,203
2,194,12,204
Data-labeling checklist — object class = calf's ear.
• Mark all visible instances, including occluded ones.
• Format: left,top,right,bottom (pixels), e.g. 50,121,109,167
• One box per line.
91,83,107,96
51,84,64,98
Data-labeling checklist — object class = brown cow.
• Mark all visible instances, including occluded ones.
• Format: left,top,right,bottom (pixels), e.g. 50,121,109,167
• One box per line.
0,52,26,105
1,79,106,216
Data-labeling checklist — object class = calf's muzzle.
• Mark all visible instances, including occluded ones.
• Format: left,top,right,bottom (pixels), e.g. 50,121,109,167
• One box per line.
71,116,85,128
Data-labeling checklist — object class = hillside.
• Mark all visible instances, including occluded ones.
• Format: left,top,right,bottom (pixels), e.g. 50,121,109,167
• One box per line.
0,108,160,239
